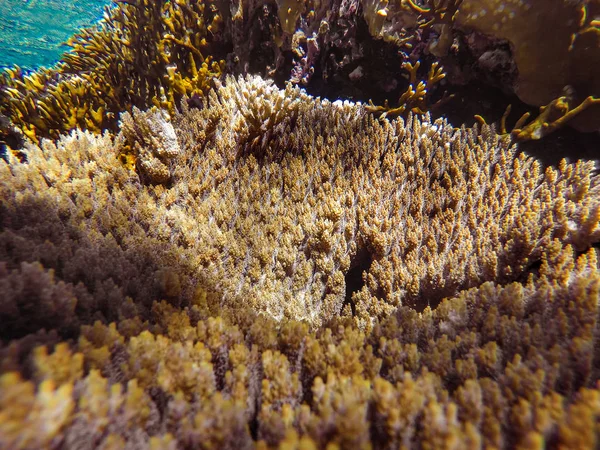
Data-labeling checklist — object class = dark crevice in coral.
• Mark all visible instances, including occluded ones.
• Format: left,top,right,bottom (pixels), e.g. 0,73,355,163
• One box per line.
518,127,600,169
344,247,373,316
410,284,461,314
148,386,170,424
247,4,283,79
301,16,412,107
515,258,544,284
0,112,25,163
212,349,229,391
248,392,260,441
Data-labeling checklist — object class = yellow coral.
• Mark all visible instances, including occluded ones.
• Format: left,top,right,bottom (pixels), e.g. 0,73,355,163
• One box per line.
33,343,84,385
117,106,181,184
0,374,75,449
0,74,599,449
366,61,446,118
0,0,224,143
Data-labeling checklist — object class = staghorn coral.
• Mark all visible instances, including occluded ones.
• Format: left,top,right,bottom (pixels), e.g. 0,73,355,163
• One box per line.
1,75,600,448
509,94,600,142
476,94,600,142
366,60,446,118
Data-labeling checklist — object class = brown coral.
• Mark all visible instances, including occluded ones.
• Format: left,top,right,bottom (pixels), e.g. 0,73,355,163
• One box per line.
172,75,600,326
0,0,455,145
117,107,181,184
0,74,600,448
1,244,600,448
2,74,600,327
0,0,224,143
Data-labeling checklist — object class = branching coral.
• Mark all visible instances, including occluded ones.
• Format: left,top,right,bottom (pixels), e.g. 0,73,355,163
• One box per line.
1,75,600,448
1,244,600,448
363,0,463,51
0,0,224,143
0,262,79,340
1,0,599,445
2,75,599,327
0,0,455,144
366,61,446,118
1,0,597,150
173,75,600,326
509,94,600,142
117,107,181,184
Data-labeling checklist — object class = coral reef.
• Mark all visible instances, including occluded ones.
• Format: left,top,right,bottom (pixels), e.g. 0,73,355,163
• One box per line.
1,76,600,448
1,0,599,147
1,245,600,448
0,0,224,143
1,0,600,446
1,0,463,145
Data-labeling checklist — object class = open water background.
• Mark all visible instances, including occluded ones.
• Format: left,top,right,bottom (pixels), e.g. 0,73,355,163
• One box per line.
0,0,108,70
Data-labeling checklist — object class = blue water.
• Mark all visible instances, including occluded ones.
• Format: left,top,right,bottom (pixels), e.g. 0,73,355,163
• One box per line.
0,0,109,70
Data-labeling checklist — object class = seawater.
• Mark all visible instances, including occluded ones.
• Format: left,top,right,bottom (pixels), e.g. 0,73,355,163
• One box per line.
0,0,109,70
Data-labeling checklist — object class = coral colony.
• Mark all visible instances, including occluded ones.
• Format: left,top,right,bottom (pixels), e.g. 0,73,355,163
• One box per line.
1,0,600,448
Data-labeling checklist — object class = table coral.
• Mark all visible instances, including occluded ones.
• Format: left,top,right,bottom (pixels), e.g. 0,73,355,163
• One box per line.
1,246,600,448
1,75,600,448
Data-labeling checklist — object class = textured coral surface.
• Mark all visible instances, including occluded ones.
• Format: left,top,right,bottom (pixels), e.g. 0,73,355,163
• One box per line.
1,76,600,449
2,0,599,153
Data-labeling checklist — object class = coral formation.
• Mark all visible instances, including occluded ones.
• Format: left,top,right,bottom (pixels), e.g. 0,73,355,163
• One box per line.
1,76,600,448
510,94,600,142
363,0,463,52
2,0,599,146
366,61,447,117
0,0,224,143
0,0,461,145
117,107,181,184
1,0,600,447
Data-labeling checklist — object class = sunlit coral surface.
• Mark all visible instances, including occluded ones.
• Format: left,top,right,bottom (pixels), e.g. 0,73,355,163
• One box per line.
1,0,600,448
1,75,600,449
